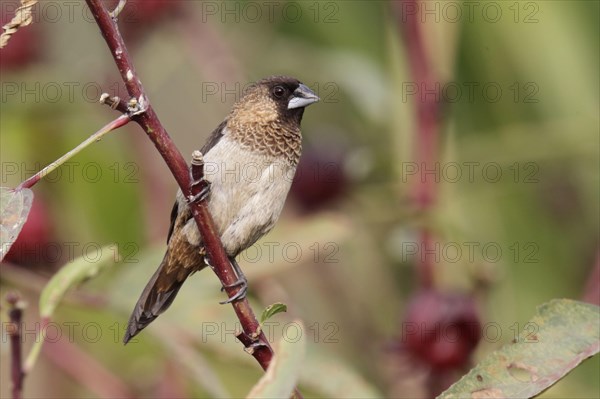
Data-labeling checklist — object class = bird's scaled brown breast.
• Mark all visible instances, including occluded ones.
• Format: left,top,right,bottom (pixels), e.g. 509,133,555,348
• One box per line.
226,85,302,167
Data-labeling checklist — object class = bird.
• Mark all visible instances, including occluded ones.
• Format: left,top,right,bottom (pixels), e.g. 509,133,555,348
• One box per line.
123,76,319,344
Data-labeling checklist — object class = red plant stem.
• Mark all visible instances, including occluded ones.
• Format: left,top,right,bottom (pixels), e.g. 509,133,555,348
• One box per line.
417,229,435,289
396,0,442,289
6,292,24,399
582,250,600,306
9,310,23,399
83,2,298,395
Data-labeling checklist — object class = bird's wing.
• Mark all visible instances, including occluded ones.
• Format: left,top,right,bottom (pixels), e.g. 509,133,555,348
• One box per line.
166,201,179,244
201,119,228,154
124,211,204,344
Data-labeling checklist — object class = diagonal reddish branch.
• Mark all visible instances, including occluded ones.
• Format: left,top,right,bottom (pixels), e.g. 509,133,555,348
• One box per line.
84,0,292,389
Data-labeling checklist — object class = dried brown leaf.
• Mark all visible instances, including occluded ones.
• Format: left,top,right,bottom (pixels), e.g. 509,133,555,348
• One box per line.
0,0,38,49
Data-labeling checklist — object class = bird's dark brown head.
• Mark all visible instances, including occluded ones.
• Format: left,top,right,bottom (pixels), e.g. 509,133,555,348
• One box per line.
259,76,320,123
229,76,319,128
227,76,319,164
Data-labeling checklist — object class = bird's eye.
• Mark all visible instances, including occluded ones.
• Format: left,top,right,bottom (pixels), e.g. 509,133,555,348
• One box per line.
272,86,286,98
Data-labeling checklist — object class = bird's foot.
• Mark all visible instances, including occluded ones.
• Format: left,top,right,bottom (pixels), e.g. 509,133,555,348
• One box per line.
219,258,249,304
188,180,210,204
219,275,248,304
188,168,211,204
243,340,269,355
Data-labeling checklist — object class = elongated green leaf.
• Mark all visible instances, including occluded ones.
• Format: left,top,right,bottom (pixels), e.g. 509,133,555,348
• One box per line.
39,245,117,318
0,187,33,261
247,320,306,399
23,246,118,372
260,302,288,325
438,299,600,399
300,352,382,398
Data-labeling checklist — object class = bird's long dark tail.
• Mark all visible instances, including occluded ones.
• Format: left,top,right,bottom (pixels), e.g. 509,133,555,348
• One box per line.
123,251,189,344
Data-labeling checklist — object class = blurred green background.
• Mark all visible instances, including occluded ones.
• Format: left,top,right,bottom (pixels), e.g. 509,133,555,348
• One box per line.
1,1,598,398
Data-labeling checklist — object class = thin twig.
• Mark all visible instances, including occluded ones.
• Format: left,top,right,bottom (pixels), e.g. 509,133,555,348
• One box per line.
17,115,130,190
6,291,25,399
99,93,128,113
83,2,300,396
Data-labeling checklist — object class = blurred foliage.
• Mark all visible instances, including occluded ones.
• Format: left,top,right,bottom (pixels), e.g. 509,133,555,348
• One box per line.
1,1,598,398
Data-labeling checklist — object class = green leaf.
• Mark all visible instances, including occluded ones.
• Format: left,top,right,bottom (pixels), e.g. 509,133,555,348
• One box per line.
260,302,288,325
438,299,600,399
247,320,306,399
300,352,383,398
24,246,117,372
39,245,117,318
0,187,33,261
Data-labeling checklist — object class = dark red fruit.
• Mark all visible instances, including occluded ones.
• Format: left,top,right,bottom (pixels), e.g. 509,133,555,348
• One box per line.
401,290,482,370
290,144,348,212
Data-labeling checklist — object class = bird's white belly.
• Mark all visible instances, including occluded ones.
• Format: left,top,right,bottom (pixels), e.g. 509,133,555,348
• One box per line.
181,135,296,256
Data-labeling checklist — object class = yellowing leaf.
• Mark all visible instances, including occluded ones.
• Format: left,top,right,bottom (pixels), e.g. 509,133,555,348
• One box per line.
438,299,600,399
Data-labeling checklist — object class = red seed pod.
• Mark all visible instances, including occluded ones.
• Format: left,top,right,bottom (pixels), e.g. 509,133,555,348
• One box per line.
401,290,482,370
290,144,349,212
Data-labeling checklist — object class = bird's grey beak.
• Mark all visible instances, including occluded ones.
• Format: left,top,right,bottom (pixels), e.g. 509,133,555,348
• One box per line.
288,84,320,110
